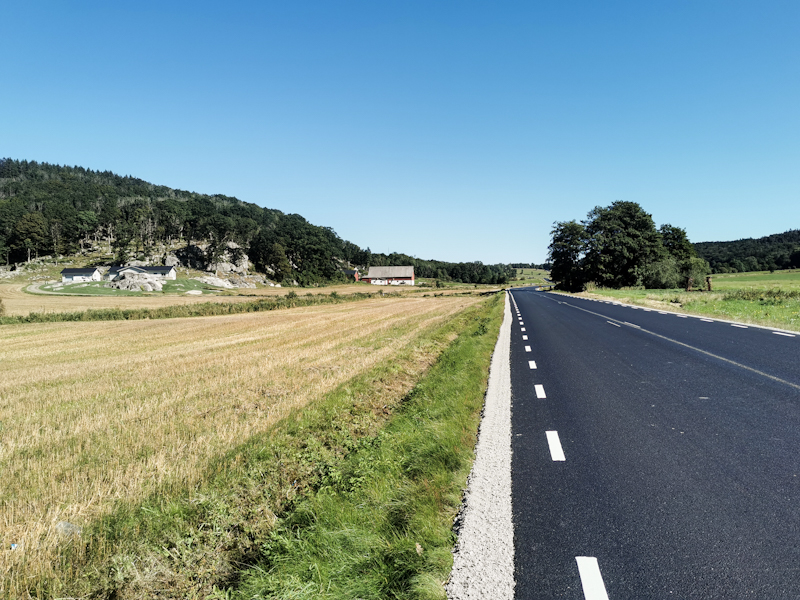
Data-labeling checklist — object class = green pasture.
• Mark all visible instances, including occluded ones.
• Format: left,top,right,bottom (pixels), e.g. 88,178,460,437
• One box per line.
511,268,550,287
578,270,800,332
708,269,800,291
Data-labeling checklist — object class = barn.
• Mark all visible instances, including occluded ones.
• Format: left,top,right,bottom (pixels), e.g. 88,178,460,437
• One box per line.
361,266,415,286
60,267,101,283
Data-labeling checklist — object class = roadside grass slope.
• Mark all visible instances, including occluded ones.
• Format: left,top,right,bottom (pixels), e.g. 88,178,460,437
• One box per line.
572,269,800,331
0,293,501,599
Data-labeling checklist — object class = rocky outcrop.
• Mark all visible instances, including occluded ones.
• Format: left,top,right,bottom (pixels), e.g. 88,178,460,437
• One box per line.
207,241,250,275
195,276,236,289
106,272,163,292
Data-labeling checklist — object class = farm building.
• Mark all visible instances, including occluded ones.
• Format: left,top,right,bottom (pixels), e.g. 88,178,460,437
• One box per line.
60,267,102,283
105,266,177,281
342,268,360,281
361,266,415,286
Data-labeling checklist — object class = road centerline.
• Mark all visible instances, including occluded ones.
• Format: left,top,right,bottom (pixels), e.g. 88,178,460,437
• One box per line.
575,557,609,600
545,431,565,461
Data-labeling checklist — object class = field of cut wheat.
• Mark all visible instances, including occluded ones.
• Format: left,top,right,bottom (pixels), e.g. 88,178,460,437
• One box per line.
0,294,480,593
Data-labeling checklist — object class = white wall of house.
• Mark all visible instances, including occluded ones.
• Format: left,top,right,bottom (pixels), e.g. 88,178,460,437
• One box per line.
62,271,101,283
369,278,414,286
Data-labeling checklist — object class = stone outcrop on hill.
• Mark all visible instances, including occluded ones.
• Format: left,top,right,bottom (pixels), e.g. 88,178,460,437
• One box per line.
167,242,250,275
207,241,250,275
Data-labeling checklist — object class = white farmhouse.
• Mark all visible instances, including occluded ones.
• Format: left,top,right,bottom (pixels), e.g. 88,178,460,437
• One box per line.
60,267,101,283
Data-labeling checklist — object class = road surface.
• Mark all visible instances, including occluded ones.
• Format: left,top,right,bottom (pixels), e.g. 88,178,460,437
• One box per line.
510,289,800,599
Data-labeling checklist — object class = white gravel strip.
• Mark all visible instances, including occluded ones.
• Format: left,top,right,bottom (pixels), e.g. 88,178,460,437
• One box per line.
447,292,514,599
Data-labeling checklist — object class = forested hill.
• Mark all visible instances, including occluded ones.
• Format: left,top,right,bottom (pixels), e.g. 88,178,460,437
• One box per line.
694,230,800,273
0,158,513,284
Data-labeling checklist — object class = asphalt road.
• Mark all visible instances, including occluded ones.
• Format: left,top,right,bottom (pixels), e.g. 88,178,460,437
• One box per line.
509,289,800,599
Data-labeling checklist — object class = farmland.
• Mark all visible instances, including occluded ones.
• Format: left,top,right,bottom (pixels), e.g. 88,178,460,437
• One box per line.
0,293,489,597
509,268,550,287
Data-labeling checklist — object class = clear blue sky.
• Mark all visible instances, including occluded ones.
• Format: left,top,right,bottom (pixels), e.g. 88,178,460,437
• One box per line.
2,1,798,264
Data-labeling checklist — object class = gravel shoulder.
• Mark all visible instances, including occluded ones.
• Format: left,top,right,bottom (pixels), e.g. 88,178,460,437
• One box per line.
447,291,514,599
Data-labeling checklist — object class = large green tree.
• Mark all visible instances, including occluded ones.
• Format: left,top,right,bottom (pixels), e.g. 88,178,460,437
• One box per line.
583,201,664,288
12,212,49,261
548,220,586,292
660,224,696,263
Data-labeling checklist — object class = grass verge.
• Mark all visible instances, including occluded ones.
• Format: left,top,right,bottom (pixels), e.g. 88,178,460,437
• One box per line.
41,293,503,599
572,286,800,332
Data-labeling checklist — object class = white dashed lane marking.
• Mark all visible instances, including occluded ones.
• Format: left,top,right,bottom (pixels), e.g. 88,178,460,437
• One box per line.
606,321,620,327
528,360,537,369
535,384,546,398
545,431,565,461
521,328,526,332
525,345,531,352
522,335,528,340
701,318,714,322
575,557,609,600
773,331,796,337
732,324,748,329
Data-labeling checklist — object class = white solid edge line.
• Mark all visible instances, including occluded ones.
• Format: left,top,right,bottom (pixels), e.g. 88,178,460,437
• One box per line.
528,360,537,369
524,345,532,352
576,557,609,600
773,331,796,337
556,292,799,335
545,431,565,461
606,321,620,327
535,384,546,398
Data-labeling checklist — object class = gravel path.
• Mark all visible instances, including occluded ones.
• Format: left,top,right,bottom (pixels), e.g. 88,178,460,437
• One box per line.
447,291,514,599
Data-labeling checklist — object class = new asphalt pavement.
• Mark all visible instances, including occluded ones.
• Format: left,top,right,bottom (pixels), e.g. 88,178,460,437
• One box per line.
509,289,800,599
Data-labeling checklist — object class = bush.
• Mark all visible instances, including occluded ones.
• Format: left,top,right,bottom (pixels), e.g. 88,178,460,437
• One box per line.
642,257,680,289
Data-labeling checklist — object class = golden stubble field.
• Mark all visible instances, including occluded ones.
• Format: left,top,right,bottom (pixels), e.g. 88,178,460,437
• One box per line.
0,282,494,317
0,294,481,587
0,282,361,317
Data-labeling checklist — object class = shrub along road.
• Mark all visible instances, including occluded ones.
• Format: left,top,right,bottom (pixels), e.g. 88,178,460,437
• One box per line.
509,288,800,599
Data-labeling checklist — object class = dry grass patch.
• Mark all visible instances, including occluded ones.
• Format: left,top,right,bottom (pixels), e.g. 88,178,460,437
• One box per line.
0,295,480,595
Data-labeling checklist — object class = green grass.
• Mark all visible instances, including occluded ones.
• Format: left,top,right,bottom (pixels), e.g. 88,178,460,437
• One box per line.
574,270,800,331
707,269,800,291
36,278,219,296
50,293,503,600
508,268,551,288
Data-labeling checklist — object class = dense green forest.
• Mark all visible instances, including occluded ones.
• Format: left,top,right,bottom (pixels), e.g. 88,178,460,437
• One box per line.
694,230,800,273
0,158,513,285
549,201,710,291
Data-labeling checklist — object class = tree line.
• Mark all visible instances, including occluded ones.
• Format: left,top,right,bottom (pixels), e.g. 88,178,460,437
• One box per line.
693,230,800,273
0,158,513,285
548,201,710,292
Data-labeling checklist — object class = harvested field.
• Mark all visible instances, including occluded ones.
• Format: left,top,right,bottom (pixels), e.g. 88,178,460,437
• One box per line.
0,294,480,592
0,282,494,318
